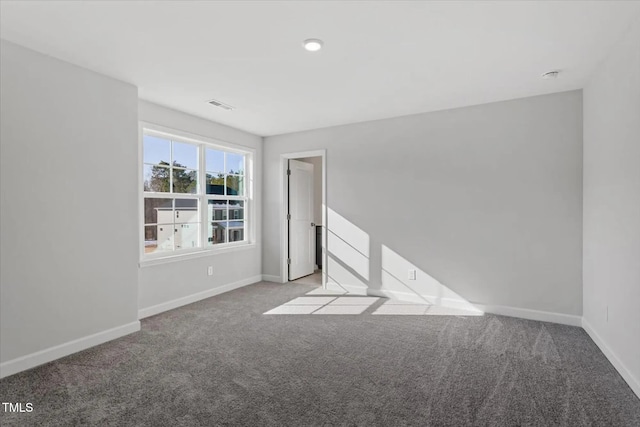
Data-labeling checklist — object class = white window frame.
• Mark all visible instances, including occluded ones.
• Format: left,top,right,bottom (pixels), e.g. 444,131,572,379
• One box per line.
139,122,255,266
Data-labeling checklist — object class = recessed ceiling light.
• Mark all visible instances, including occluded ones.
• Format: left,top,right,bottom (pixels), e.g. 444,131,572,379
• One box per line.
303,38,323,52
542,70,561,79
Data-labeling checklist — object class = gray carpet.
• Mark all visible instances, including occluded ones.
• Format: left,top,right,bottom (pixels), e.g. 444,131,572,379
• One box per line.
1,282,639,426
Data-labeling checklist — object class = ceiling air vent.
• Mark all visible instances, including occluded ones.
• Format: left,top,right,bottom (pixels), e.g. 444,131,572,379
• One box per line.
207,99,235,111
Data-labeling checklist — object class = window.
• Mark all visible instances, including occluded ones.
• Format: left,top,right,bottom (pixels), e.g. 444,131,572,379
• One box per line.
141,127,251,259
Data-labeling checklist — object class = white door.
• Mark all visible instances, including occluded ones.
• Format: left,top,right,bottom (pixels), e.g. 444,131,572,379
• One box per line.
288,159,315,280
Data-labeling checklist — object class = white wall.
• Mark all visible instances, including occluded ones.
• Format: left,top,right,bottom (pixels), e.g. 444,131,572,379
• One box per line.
298,156,323,225
138,101,262,317
264,91,583,321
0,40,139,375
582,17,640,397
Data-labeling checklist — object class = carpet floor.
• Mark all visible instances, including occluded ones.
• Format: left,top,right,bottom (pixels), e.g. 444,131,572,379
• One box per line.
1,282,639,426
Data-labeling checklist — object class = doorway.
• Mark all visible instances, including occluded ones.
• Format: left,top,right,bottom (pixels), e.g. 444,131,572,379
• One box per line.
280,150,326,286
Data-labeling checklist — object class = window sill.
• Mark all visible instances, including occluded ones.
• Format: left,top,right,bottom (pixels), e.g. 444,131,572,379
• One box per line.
139,242,256,268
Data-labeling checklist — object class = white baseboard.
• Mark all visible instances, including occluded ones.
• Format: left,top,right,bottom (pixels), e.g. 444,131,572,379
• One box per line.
325,282,345,292
262,274,284,283
138,275,262,319
0,321,140,379
329,283,368,295
368,289,426,302
582,317,640,399
366,289,580,326
368,289,481,311
477,304,582,326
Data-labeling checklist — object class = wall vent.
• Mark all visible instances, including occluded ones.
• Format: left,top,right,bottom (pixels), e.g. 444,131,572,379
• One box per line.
207,99,235,111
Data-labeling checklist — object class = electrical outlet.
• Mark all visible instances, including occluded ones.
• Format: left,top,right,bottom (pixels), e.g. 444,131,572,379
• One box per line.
408,269,417,280
207,266,213,276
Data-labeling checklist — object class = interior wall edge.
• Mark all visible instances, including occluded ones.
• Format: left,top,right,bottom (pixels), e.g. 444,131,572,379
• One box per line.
582,318,640,399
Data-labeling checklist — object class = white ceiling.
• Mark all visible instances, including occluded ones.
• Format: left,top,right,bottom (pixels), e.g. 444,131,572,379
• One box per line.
1,1,639,136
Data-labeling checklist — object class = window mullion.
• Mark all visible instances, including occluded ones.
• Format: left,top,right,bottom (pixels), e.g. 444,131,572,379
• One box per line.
169,140,174,195
223,152,227,198
145,193,201,199
200,145,207,248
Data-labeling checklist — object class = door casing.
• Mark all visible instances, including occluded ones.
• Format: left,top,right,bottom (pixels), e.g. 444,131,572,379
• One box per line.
279,150,327,286
288,159,315,280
